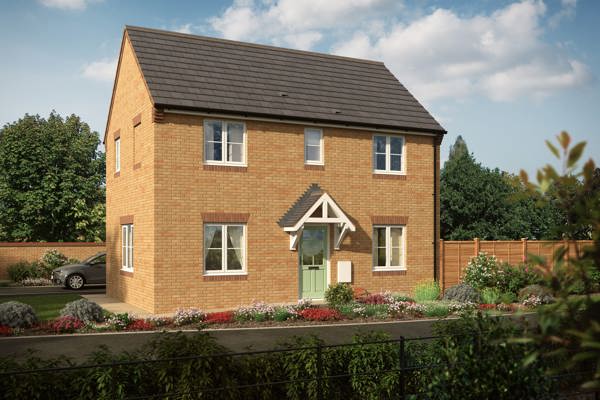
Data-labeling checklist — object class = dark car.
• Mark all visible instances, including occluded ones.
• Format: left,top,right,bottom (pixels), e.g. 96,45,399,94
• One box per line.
51,252,106,290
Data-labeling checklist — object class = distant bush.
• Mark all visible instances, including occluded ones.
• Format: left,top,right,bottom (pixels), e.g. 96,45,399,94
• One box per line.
442,283,481,303
0,301,38,328
499,292,517,304
414,281,440,302
325,283,354,307
463,253,499,290
60,299,104,323
173,308,204,326
518,285,554,304
7,261,43,282
423,302,450,318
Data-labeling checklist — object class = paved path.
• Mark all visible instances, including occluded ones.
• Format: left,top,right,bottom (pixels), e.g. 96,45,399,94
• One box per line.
0,285,105,297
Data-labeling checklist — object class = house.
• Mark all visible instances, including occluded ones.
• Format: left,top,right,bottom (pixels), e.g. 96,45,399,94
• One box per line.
104,26,446,313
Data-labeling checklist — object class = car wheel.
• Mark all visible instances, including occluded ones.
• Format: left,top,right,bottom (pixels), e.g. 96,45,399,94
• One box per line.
66,274,85,290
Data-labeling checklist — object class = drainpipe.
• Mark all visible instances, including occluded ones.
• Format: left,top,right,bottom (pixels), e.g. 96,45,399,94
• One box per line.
433,136,440,282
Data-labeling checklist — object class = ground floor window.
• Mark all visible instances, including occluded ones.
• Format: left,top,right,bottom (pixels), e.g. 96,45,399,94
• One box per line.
373,225,405,270
121,224,133,271
204,224,245,274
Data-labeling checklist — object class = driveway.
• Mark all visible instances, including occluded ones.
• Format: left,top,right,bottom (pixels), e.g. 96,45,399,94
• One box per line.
0,285,105,297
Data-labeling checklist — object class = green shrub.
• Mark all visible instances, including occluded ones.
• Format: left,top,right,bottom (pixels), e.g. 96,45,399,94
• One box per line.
499,292,517,304
40,249,68,270
442,283,481,303
480,287,501,304
362,304,390,319
518,284,554,303
423,302,450,318
414,281,440,302
392,293,414,302
336,303,358,318
60,299,104,322
273,308,294,322
495,263,541,294
0,301,38,328
7,261,38,282
463,253,499,290
325,283,354,307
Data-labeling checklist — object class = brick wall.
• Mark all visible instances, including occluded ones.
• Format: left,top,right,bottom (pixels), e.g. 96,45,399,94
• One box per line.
0,243,105,279
104,33,156,311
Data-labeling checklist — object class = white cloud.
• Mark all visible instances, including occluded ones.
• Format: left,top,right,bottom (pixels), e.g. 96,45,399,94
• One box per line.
548,0,577,28
330,0,591,102
39,0,101,11
210,0,401,49
174,23,194,34
82,58,117,82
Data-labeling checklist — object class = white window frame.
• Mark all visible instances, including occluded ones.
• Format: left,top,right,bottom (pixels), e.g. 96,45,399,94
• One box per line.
372,134,405,174
115,138,121,173
372,225,406,271
304,128,324,165
121,224,133,271
203,223,247,275
203,120,247,167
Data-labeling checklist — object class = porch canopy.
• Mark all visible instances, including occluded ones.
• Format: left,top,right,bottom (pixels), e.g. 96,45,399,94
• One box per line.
278,184,356,250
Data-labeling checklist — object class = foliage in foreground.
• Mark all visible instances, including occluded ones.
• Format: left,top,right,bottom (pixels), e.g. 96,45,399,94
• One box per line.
519,131,600,390
0,314,558,400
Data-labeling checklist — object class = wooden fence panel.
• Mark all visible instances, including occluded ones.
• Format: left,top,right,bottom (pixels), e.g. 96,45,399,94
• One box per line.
439,239,593,290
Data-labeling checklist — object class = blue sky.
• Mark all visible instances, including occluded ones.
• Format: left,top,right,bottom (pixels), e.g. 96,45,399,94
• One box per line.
1,0,598,176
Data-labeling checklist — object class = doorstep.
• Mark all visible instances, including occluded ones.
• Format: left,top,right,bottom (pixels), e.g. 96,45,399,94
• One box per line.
82,294,155,318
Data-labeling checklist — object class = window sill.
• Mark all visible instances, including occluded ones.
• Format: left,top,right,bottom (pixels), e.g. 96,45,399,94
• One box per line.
372,172,406,180
120,269,134,277
203,273,248,281
373,267,406,272
203,164,248,172
372,268,407,276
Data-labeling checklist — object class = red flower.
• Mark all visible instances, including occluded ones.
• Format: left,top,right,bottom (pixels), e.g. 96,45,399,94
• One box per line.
478,304,496,310
353,287,369,300
299,308,342,321
204,311,235,324
126,319,154,331
358,294,388,305
0,325,13,336
52,316,84,333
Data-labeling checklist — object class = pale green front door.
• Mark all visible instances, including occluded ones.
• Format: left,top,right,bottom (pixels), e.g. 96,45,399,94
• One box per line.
300,226,327,299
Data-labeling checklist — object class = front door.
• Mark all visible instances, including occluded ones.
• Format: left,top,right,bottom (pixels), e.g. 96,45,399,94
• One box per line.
300,226,327,299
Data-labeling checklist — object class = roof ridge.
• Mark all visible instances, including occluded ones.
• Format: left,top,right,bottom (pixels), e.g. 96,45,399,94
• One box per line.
125,25,385,66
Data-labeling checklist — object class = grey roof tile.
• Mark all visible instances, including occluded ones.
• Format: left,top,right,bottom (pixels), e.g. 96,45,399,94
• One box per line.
278,184,324,228
126,26,446,134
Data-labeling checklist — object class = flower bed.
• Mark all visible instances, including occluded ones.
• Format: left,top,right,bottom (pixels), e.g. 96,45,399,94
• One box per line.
0,288,534,337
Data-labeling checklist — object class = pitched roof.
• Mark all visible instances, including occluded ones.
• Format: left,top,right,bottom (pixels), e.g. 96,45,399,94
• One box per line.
125,26,446,134
278,184,325,228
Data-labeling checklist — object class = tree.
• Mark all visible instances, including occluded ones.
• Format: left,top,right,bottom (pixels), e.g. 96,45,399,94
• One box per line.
0,112,105,242
440,136,561,240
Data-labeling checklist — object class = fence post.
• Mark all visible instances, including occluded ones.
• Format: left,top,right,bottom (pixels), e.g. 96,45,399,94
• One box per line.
439,239,445,292
399,336,406,400
316,343,324,400
474,238,480,256
521,238,528,263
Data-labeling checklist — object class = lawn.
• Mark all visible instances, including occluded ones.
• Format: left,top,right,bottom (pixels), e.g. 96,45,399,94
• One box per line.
1,294,82,320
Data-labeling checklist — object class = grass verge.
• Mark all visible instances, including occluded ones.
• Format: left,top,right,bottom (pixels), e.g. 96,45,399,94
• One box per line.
1,294,82,320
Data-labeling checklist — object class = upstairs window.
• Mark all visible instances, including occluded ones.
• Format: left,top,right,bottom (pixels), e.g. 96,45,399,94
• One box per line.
204,120,246,165
304,128,323,165
373,135,404,173
115,138,121,173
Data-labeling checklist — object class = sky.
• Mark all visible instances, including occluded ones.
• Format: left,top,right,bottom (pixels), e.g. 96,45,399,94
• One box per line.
0,0,598,177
